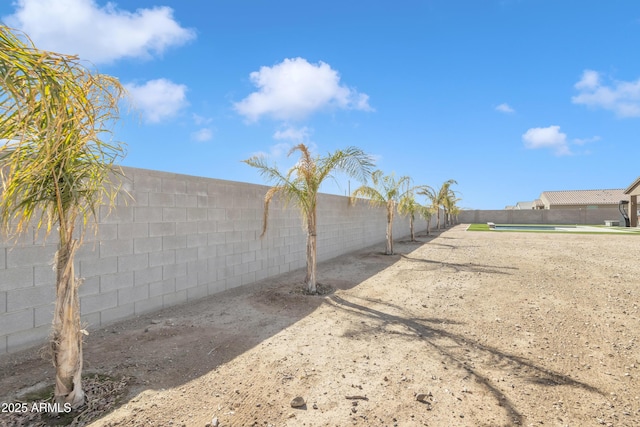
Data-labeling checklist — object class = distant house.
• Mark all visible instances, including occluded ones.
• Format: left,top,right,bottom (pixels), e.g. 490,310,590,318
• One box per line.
624,177,640,226
515,201,534,210
538,189,626,209
508,200,543,210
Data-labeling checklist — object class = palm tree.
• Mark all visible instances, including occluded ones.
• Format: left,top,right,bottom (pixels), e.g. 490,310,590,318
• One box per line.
351,170,410,255
418,204,434,236
0,26,126,409
243,144,374,294
448,204,462,226
442,192,462,227
398,191,423,242
418,179,457,230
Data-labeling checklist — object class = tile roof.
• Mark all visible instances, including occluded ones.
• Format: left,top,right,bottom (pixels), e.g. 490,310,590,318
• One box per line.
625,176,640,195
540,189,627,206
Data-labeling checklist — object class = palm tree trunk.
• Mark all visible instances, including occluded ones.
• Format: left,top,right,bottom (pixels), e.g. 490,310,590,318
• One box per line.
52,233,84,409
409,214,415,242
386,201,394,255
305,209,317,293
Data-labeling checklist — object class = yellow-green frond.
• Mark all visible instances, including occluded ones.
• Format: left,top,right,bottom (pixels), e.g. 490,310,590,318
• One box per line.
0,25,127,241
245,143,375,235
352,170,411,207
350,185,385,207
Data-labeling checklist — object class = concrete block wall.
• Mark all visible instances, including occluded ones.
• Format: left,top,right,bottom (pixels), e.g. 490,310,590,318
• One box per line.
458,207,623,225
0,166,433,354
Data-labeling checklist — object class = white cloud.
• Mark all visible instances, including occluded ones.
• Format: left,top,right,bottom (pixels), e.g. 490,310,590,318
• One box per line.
273,126,311,143
249,126,317,160
249,142,290,160
190,114,214,141
355,93,373,111
574,70,600,90
572,69,640,118
191,128,213,142
192,114,213,126
125,79,188,123
3,0,195,64
234,57,373,122
573,135,601,146
522,125,571,156
259,142,292,159
496,103,515,113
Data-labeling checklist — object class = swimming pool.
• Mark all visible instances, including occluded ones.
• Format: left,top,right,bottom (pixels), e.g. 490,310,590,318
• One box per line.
487,224,635,233
494,224,569,231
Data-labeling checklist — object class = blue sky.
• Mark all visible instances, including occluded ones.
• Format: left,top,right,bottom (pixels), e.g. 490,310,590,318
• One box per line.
2,0,640,209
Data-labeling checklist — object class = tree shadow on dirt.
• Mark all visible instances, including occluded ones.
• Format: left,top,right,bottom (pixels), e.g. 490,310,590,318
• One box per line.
426,233,457,240
422,241,458,249
414,229,481,249
326,294,603,426
400,254,519,275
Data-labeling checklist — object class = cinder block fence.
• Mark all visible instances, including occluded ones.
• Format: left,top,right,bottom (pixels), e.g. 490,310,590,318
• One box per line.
458,208,624,225
0,166,431,354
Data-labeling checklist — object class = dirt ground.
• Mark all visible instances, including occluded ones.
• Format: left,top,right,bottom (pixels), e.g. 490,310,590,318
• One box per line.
1,224,640,427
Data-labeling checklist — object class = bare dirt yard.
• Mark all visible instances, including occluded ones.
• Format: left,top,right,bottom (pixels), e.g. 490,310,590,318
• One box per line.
1,224,640,426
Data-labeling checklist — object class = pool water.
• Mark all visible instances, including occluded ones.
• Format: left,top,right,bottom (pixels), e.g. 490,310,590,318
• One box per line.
488,224,635,233
494,225,568,231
